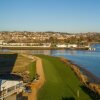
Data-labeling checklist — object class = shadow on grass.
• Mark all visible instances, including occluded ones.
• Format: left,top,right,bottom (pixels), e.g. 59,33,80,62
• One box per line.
62,97,75,100
0,53,19,92
0,73,23,80
80,85,100,100
0,53,18,74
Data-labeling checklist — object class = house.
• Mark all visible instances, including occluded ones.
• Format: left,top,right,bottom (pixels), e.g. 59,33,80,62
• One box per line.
0,40,4,45
67,44,77,48
56,44,67,48
42,43,51,47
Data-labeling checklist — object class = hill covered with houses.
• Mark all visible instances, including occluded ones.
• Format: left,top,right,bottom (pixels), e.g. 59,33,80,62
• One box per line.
0,31,100,48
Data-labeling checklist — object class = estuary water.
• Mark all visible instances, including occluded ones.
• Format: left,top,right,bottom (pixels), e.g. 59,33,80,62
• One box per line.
1,44,100,78
52,44,100,78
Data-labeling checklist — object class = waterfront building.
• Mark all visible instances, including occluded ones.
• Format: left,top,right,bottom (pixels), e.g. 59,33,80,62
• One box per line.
0,75,23,100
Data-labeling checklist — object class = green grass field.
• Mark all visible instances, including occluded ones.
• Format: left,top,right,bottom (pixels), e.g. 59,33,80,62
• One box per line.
0,53,36,81
0,53,33,73
36,55,93,100
29,61,36,81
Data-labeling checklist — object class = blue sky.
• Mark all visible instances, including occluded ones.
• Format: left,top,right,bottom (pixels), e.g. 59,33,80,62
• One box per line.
0,0,100,33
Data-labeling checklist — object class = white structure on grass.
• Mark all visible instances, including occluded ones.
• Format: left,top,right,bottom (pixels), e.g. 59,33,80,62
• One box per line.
0,79,23,100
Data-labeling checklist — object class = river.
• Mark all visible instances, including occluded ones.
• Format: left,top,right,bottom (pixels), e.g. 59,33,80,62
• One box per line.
0,44,100,79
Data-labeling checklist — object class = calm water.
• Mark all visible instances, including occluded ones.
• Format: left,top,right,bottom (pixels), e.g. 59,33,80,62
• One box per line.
53,44,100,78
0,44,100,78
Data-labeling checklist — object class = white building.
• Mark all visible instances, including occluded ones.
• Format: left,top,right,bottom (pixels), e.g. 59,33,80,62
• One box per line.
67,44,77,48
42,43,51,47
56,44,67,48
0,79,23,99
2,42,51,47
0,40,4,45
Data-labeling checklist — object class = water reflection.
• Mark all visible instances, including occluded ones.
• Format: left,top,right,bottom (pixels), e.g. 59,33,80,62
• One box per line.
9,50,52,55
53,49,100,78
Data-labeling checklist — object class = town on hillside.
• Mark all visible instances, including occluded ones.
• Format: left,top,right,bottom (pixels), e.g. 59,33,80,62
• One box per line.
0,31,100,49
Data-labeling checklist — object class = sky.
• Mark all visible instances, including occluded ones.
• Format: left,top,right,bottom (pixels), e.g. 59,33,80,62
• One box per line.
0,0,100,33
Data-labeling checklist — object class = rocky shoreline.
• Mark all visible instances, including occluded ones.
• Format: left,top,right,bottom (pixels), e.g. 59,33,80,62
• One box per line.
79,66,100,84
60,57,100,97
68,61,100,84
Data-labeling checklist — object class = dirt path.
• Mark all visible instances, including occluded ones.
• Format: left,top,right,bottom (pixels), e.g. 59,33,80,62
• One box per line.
22,54,45,100
28,56,45,100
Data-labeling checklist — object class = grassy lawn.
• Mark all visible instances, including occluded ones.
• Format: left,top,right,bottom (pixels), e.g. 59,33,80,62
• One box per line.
36,55,93,100
0,53,33,73
29,61,36,81
12,54,33,72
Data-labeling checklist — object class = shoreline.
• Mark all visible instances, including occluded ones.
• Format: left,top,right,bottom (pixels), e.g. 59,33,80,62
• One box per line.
0,46,89,50
68,60,100,84
65,58,100,84
79,67,100,84
60,57,100,96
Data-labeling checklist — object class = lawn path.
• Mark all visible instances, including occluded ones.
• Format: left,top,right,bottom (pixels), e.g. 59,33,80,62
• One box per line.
21,54,45,100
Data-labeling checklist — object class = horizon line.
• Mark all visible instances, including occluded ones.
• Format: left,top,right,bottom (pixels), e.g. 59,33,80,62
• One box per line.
0,30,100,34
